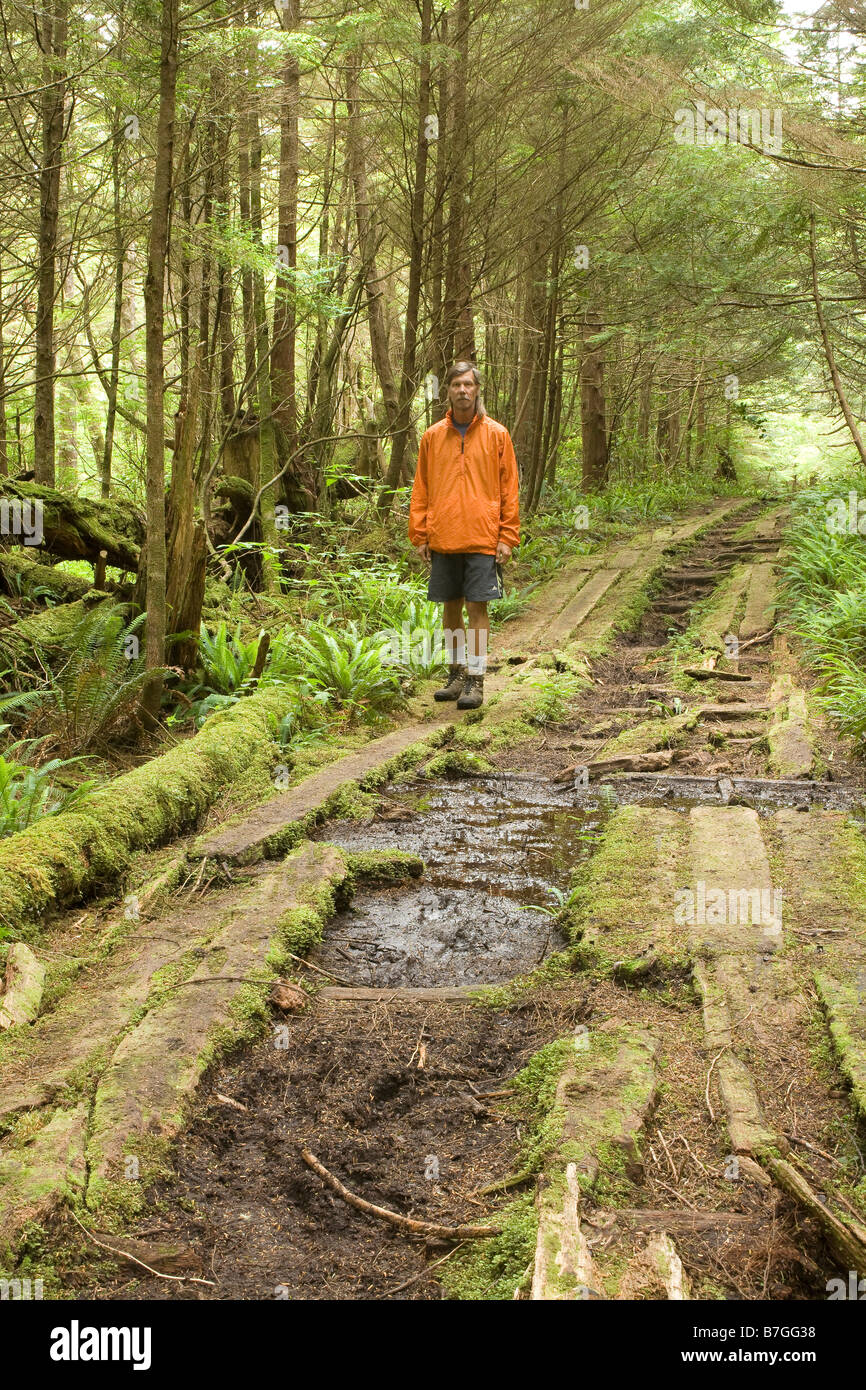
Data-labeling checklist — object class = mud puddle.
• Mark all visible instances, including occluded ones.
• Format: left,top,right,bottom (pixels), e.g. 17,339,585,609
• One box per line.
312,776,604,987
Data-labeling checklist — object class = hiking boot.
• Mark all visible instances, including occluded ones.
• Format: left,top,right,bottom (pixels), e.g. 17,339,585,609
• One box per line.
434,664,466,701
457,673,484,709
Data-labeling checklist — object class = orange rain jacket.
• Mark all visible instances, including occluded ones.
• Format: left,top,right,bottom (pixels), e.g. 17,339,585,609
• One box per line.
408,405,520,556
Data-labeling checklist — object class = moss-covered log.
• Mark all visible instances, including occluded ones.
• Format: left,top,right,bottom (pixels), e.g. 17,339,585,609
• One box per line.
0,479,144,570
0,551,115,603
0,685,294,939
1,595,115,668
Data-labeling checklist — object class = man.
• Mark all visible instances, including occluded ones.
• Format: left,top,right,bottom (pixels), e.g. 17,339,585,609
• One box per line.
409,361,520,709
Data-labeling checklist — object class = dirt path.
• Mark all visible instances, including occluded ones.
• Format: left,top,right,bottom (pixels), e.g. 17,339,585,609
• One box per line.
8,496,866,1303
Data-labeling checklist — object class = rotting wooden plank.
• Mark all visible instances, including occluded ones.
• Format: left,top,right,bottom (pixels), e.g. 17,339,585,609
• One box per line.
531,1162,600,1300
773,808,866,1118
686,807,782,952
85,842,348,1204
540,569,621,647
192,719,454,864
767,675,814,778
531,1023,659,1300
739,563,777,643
0,1103,88,1260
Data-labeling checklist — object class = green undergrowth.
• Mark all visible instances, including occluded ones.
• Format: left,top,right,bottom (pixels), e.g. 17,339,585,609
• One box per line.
440,1193,537,1300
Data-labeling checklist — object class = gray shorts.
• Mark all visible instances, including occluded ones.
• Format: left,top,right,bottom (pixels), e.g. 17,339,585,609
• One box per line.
427,551,504,603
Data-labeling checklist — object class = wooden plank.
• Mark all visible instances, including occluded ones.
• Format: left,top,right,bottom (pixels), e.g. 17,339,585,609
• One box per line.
542,569,620,646
739,563,777,643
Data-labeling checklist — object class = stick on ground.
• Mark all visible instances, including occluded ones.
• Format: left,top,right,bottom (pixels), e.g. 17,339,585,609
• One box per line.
299,1147,501,1240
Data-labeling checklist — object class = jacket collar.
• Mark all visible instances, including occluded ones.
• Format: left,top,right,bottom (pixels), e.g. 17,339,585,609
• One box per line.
445,401,486,429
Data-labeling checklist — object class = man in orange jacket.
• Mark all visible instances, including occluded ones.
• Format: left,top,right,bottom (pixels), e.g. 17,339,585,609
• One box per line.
409,361,520,709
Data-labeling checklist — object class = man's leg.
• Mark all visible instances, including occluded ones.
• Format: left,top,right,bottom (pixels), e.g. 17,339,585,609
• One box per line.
465,601,489,675
442,597,467,666
433,596,467,702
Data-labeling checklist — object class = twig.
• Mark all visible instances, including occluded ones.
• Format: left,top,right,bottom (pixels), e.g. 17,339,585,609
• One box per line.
284,951,353,987
738,626,777,652
216,1093,248,1112
657,1130,680,1182
653,1178,700,1211
300,1147,501,1240
382,1242,467,1296
187,855,209,897
473,1169,535,1197
70,1212,216,1287
677,1132,709,1177
785,1133,843,1169
705,1047,726,1123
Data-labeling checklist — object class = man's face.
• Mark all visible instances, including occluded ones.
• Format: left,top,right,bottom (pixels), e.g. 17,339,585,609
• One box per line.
448,371,479,415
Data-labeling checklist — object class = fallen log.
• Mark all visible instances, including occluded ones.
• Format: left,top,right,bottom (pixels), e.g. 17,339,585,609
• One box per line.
299,1146,500,1240
0,479,143,570
0,551,112,603
552,749,689,784
684,667,752,682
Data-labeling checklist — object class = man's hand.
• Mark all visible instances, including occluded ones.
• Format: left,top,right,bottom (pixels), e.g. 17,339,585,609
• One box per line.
496,542,512,563
415,542,431,564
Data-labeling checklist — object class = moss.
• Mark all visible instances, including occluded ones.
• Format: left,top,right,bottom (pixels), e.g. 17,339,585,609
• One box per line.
440,1194,537,1301
343,848,425,887
0,686,297,941
600,710,697,758
450,724,491,750
84,1133,176,1229
422,749,494,778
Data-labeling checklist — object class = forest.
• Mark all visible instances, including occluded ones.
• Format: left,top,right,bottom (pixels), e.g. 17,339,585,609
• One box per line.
3,0,866,1318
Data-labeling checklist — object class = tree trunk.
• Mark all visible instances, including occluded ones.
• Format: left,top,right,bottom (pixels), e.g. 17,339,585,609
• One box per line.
272,0,305,508
142,0,179,719
346,58,401,453
428,8,449,412
0,253,7,475
580,309,609,490
33,0,68,487
442,0,474,363
809,211,866,468
378,0,433,513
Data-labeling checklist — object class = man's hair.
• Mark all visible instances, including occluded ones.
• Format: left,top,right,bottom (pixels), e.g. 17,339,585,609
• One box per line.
444,360,481,387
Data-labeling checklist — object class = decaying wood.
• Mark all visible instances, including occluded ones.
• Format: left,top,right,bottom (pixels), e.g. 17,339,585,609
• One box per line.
531,1161,601,1300
215,1092,249,1112
269,980,308,1011
684,667,752,682
761,1154,866,1276
0,942,46,1029
0,479,143,569
619,1232,690,1300
598,1208,763,1233
552,748,689,783
318,985,474,1002
299,1147,500,1240
70,1213,215,1286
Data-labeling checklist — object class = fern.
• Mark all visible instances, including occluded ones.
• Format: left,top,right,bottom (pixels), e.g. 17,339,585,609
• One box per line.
0,604,159,752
